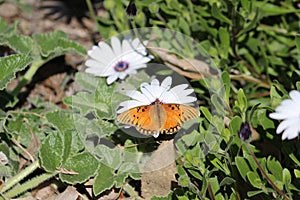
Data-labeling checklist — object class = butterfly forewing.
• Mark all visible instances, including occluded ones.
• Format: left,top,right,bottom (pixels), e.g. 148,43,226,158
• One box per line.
117,100,200,136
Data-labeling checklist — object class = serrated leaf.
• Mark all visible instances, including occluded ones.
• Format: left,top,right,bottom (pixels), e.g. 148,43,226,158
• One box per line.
39,131,63,172
95,145,122,169
64,72,118,119
93,164,115,196
0,34,35,55
33,30,86,58
5,111,46,148
74,72,103,93
98,119,118,137
63,92,109,115
62,130,85,163
60,152,99,184
0,54,32,90
46,111,77,133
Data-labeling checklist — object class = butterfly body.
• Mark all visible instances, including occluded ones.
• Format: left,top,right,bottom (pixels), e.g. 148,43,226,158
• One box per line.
117,99,200,136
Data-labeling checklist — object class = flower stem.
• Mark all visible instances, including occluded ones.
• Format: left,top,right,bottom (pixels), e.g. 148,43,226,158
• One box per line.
246,145,290,200
1,160,39,193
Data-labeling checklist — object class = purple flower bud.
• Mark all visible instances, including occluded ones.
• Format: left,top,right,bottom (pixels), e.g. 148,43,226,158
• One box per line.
239,122,251,141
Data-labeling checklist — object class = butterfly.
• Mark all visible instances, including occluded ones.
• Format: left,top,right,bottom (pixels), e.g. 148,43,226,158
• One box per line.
117,98,200,137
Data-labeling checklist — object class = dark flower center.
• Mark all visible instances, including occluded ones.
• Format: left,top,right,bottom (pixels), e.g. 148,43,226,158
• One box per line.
114,61,129,72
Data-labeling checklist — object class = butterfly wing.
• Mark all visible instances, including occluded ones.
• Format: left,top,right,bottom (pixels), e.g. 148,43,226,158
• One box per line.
160,104,200,134
117,103,200,136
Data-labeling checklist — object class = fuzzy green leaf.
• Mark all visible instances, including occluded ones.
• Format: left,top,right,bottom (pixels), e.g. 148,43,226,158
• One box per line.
0,35,35,54
64,72,119,119
95,145,122,169
60,152,99,184
39,131,63,172
93,164,115,196
33,30,86,58
0,54,32,90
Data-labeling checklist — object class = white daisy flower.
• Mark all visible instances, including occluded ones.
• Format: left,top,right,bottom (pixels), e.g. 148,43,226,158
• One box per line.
269,90,300,140
117,76,197,114
85,36,153,84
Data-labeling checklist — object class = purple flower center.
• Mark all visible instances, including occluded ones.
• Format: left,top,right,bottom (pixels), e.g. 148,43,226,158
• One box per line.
114,61,129,72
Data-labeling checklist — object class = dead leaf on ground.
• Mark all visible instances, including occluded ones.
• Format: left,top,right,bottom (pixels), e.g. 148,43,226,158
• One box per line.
148,46,217,80
54,186,79,200
141,140,177,198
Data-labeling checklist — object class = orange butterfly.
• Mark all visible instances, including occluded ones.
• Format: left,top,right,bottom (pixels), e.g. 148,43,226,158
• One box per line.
117,98,200,136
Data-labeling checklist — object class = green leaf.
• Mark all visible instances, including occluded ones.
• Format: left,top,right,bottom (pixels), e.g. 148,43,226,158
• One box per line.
0,54,32,90
93,164,115,196
95,145,122,169
282,168,291,185
294,169,300,178
266,157,283,181
219,27,230,58
60,152,99,184
61,130,85,163
247,190,264,197
247,171,263,188
220,177,235,186
64,92,109,115
229,116,242,136
33,30,86,58
255,2,297,17
200,106,212,123
39,131,63,172
0,18,18,36
235,156,250,181
211,3,231,25
64,72,119,119
0,35,35,54
236,88,248,113
221,71,230,104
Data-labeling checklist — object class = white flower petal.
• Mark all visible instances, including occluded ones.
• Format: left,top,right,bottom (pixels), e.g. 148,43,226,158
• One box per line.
270,90,300,140
290,90,300,102
107,73,119,85
117,100,147,113
85,37,153,83
111,36,122,56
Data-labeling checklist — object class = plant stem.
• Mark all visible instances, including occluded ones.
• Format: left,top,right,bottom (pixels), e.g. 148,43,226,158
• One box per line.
11,59,44,96
4,172,57,198
1,160,40,193
86,0,101,34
